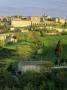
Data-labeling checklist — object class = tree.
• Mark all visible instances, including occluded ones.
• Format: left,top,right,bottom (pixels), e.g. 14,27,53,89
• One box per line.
55,40,62,65
31,39,44,59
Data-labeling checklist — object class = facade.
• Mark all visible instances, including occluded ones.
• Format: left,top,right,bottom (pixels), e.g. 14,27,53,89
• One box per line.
0,33,15,41
11,16,44,28
0,16,5,21
0,33,11,41
31,16,44,24
53,17,65,24
59,19,65,24
17,61,48,73
11,20,31,27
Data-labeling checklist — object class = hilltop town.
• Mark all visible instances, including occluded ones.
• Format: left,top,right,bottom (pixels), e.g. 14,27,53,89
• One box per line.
0,15,67,31
0,15,67,43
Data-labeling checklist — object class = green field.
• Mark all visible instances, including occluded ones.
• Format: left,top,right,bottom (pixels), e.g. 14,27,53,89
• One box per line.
4,34,67,63
41,35,67,61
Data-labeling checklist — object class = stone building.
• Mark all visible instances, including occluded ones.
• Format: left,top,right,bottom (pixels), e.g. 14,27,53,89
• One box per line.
11,16,44,28
17,61,50,73
11,20,31,27
31,16,44,24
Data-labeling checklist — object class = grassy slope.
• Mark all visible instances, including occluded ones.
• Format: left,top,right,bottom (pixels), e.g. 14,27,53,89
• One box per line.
5,35,67,62
40,35,67,61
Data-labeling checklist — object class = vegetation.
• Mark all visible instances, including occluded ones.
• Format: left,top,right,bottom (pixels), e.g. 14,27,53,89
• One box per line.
0,32,66,63
0,63,67,90
55,40,62,65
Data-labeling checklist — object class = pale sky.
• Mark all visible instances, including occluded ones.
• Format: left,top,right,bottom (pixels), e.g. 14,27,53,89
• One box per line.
0,0,67,18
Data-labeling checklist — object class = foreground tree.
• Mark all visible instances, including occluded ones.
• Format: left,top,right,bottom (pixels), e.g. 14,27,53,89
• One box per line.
55,40,62,65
